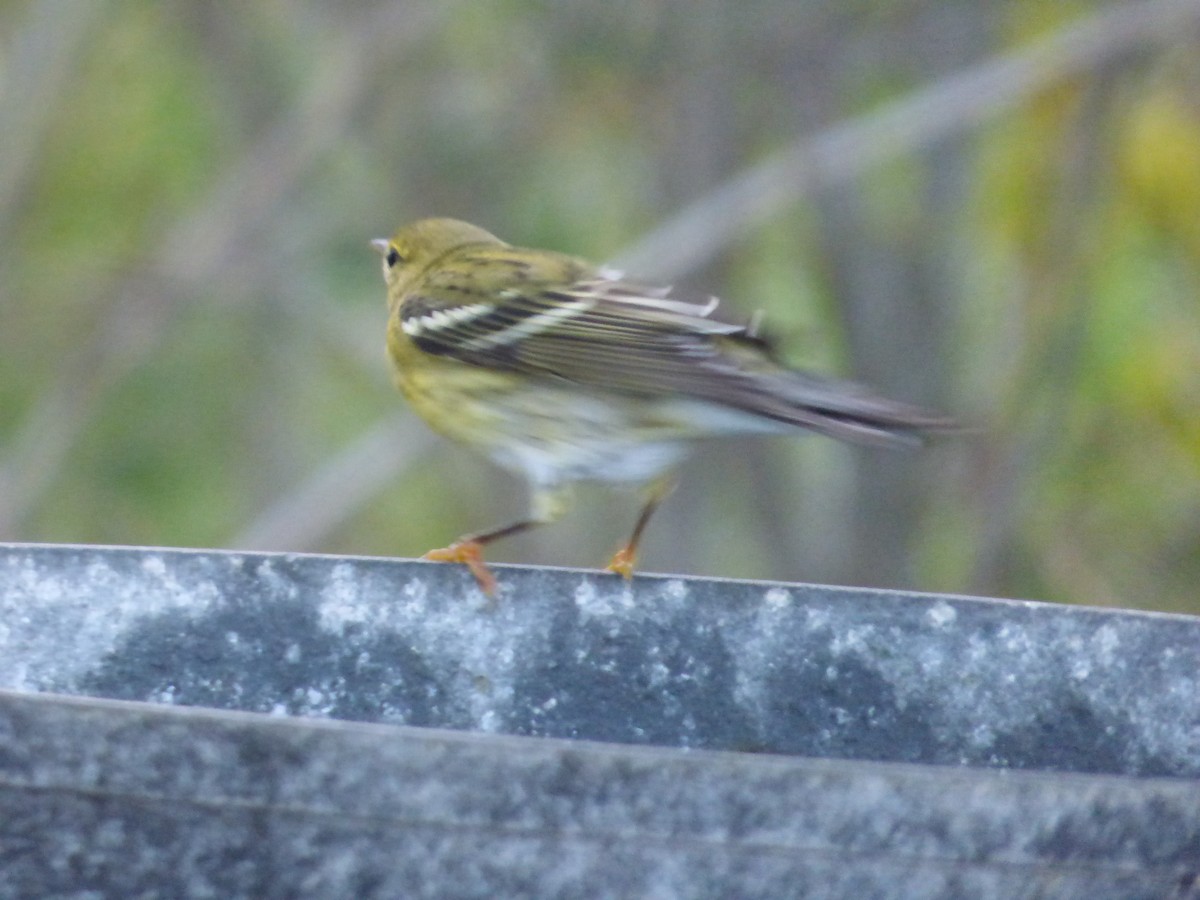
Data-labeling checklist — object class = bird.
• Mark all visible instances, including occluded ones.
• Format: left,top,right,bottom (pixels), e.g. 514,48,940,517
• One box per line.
373,217,953,594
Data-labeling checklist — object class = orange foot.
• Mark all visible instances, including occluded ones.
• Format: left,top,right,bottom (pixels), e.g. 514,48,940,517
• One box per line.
605,545,638,580
423,541,498,596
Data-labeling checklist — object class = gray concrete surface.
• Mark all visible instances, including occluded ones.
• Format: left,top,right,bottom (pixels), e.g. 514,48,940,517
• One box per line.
1,543,1198,897
2,690,1197,899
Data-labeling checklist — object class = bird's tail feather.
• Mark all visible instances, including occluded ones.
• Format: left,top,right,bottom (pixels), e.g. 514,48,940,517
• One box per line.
747,372,957,449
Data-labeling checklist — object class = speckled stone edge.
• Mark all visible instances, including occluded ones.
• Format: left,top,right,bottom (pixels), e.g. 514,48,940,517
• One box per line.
2,543,1197,780
1,689,1198,899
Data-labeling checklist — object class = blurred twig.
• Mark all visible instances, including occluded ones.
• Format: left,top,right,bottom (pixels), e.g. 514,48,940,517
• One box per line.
232,413,435,551
967,75,1125,599
612,0,1200,280
0,0,110,246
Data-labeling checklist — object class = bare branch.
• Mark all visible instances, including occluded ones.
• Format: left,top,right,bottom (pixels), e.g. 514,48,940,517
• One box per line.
0,0,110,241
612,0,1200,280
231,414,436,552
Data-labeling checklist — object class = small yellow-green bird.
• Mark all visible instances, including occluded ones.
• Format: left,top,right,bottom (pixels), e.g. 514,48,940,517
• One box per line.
374,218,953,594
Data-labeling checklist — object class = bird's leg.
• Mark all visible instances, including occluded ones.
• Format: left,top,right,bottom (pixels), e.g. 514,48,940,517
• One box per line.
606,476,677,579
423,484,571,595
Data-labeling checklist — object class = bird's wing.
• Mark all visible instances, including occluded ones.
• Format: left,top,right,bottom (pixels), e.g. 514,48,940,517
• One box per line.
400,272,951,446
400,271,745,370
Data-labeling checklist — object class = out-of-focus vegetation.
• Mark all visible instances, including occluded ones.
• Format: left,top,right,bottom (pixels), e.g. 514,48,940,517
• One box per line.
1,1,1197,612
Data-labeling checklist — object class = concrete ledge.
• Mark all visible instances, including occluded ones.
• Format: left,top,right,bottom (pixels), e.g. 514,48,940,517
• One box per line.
1,543,1199,897
2,543,1197,775
0,690,1196,899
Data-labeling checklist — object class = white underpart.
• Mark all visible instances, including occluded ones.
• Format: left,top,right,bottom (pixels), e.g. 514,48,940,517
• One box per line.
478,392,791,489
496,439,689,491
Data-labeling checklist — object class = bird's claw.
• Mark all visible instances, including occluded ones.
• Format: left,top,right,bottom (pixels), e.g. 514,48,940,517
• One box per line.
423,541,498,596
605,546,637,580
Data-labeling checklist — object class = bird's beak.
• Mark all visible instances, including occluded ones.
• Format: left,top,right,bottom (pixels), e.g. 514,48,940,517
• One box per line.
369,238,389,255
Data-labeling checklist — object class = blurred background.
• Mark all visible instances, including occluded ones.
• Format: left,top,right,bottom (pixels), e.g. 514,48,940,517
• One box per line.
1,0,1198,612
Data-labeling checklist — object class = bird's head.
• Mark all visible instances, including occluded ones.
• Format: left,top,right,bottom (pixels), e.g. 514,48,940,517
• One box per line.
371,218,504,298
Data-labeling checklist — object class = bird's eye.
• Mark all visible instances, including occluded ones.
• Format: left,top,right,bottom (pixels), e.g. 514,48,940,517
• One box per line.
385,248,402,268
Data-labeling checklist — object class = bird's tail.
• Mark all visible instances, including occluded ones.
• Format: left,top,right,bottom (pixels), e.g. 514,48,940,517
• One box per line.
744,370,958,449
